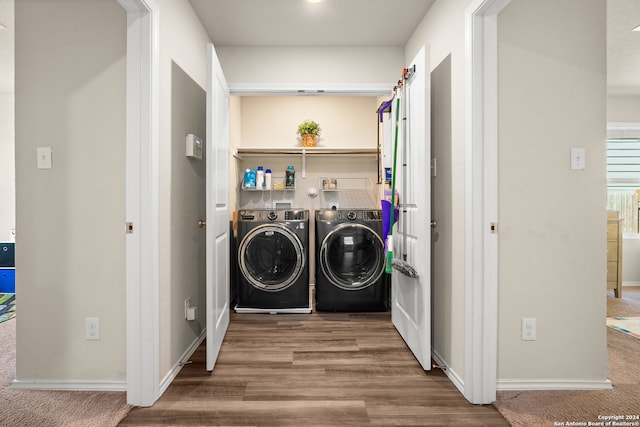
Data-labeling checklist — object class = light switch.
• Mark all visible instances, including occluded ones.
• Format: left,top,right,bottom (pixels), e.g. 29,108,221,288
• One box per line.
37,147,52,169
570,147,585,170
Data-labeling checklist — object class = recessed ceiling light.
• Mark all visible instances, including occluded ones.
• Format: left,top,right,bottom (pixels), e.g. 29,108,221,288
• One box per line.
306,0,324,4
633,25,640,32
0,23,6,30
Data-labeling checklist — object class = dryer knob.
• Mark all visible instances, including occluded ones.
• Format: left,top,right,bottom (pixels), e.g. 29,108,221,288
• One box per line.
347,210,357,221
267,211,278,221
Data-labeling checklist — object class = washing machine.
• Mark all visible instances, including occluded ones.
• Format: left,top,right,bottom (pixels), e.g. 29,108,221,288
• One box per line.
315,209,390,312
236,209,311,313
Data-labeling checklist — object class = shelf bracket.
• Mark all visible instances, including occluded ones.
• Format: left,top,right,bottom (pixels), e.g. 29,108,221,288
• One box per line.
302,149,307,178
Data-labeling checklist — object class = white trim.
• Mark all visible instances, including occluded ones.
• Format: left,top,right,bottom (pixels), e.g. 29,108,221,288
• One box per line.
607,122,640,139
432,350,465,395
464,0,510,405
234,306,312,314
158,330,206,396
117,0,160,407
497,379,612,391
11,380,126,392
228,82,393,96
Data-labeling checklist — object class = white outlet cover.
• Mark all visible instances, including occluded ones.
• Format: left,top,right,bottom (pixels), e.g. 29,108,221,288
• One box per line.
85,317,100,340
521,317,536,341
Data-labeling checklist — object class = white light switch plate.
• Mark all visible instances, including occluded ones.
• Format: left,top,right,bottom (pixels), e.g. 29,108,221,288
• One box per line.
570,147,585,170
37,147,52,169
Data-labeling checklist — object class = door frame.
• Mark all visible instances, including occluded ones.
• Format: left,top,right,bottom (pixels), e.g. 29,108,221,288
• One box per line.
463,0,510,405
118,0,160,407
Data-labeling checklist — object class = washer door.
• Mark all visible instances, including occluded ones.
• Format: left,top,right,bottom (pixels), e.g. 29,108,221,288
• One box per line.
319,223,385,291
238,223,305,292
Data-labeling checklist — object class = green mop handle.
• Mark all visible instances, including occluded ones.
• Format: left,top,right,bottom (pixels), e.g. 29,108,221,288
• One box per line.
386,97,401,274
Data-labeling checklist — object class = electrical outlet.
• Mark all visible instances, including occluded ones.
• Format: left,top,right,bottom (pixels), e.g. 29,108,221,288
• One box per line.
85,317,100,340
522,317,536,341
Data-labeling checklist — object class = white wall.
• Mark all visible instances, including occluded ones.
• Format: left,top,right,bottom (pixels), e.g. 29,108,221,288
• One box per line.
229,96,243,215
238,96,378,150
168,61,207,373
216,47,403,86
497,0,608,384
430,54,453,373
0,93,14,242
623,236,640,285
156,0,212,381
608,95,640,122
15,0,127,383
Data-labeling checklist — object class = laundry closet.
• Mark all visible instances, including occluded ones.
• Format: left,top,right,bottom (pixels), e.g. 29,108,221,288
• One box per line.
230,94,392,313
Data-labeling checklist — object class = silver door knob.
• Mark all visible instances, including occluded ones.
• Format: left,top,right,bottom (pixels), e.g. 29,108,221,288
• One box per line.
197,219,206,228
431,220,437,228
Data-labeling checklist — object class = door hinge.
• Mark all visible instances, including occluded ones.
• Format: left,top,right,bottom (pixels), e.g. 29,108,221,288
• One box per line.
490,222,498,234
126,222,134,234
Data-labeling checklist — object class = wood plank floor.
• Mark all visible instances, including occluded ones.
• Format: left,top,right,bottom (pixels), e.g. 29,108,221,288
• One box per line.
119,311,508,426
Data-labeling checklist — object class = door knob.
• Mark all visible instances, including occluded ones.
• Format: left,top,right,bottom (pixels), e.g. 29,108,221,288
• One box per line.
197,219,206,228
431,220,437,228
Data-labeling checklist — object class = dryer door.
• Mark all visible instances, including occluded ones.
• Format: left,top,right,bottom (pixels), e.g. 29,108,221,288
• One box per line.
238,224,305,292
319,223,385,291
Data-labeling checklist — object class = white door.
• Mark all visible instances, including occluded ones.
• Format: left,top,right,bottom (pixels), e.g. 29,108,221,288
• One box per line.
391,46,431,370
206,43,230,371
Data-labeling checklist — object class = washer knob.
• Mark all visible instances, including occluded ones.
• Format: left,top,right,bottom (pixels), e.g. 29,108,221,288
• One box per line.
346,210,357,221
267,211,278,221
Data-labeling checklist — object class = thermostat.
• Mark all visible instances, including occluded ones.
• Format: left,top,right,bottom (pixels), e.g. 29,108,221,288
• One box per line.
186,134,203,160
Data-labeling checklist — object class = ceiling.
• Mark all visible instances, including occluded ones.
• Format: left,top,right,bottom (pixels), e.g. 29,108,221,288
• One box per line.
187,0,436,47
0,1,638,95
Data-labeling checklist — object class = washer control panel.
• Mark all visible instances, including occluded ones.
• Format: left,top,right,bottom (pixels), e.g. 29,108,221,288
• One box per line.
239,209,308,222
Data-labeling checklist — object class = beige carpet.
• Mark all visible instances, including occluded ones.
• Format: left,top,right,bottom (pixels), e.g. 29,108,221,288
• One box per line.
0,318,132,427
494,287,640,426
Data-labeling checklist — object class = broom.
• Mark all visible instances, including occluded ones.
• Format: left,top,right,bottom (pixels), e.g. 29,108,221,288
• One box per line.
384,97,400,274
385,94,419,279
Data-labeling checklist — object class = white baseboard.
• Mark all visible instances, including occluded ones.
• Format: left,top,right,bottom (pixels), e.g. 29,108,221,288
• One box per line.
497,379,612,391
431,349,465,396
234,305,312,314
623,281,640,286
11,331,207,396
11,379,126,392
158,329,206,397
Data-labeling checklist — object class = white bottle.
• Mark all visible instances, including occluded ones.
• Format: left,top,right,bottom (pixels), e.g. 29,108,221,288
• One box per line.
256,166,264,189
265,168,272,190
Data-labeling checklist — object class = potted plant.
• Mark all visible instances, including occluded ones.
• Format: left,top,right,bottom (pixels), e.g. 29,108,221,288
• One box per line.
297,120,321,147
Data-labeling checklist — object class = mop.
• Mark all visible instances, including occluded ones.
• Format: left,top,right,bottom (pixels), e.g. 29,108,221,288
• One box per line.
384,74,419,279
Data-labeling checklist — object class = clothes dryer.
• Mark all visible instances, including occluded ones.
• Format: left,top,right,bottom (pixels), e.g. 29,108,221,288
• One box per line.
236,209,310,313
315,209,389,312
